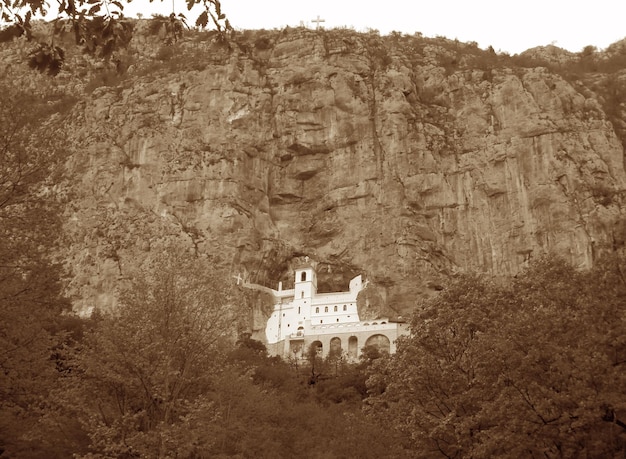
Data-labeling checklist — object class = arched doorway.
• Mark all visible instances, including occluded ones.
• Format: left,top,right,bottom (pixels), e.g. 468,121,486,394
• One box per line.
348,336,358,358
365,334,390,354
329,337,342,356
310,340,323,356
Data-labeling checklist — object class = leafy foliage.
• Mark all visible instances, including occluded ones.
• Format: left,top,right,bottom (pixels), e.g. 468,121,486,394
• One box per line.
0,82,73,456
366,257,626,458
1,0,232,74
56,253,245,457
35,290,410,458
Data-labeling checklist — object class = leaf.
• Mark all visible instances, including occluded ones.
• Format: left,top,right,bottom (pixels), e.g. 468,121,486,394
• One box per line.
88,4,101,15
27,43,65,76
195,11,207,29
0,25,24,43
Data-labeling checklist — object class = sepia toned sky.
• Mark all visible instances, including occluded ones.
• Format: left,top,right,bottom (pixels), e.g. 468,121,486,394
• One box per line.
122,0,626,54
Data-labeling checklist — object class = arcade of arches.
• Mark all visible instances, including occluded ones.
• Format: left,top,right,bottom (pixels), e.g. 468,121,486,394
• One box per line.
303,333,392,359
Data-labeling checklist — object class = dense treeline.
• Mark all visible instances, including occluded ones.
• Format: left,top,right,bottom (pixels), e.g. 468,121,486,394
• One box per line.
367,256,626,458
3,250,626,457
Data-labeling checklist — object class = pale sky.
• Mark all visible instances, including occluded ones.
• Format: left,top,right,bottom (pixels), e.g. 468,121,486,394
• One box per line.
75,0,626,54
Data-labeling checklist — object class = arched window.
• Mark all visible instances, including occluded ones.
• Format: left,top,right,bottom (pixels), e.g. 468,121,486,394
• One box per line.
315,307,319,313
330,337,341,354
301,291,304,299
333,305,338,312
343,305,347,311
298,307,301,314
348,336,358,358
324,306,328,313
365,334,391,354
301,271,306,282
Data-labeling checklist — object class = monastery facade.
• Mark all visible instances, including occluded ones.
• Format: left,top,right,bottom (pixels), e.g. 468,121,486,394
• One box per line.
251,261,408,359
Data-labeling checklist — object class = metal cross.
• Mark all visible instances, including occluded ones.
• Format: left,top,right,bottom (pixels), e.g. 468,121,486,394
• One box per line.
311,15,325,29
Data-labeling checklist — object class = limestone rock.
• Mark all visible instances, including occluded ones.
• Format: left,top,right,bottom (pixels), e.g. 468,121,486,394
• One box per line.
50,28,626,317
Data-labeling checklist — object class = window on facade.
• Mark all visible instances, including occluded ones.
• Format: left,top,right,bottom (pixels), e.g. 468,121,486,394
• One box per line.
324,306,328,313
336,318,339,322
343,305,347,311
315,307,319,313
298,307,301,314
301,291,304,299
301,271,306,282
334,305,338,312
320,319,323,324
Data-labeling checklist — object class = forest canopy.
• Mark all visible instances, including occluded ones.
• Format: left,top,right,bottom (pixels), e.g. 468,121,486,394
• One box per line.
3,233,626,456
365,256,626,458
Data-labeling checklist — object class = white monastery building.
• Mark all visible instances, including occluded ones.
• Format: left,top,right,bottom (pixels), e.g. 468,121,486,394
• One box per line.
245,260,408,359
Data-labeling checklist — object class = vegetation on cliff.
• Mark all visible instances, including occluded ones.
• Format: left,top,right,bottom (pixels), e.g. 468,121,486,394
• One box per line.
0,0,230,74
0,81,76,457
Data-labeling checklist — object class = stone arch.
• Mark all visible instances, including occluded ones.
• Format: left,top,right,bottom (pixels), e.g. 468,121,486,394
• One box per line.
365,334,390,354
289,341,303,357
310,340,323,356
348,336,358,358
329,337,342,355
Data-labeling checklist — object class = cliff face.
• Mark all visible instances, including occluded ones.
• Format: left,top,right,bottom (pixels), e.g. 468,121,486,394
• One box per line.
57,28,626,319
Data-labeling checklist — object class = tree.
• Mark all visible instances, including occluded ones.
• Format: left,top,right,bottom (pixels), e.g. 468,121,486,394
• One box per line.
58,253,245,458
0,82,73,457
0,0,232,74
367,257,626,458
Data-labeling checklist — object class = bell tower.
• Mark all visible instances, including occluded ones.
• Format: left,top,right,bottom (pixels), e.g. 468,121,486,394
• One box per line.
294,264,317,300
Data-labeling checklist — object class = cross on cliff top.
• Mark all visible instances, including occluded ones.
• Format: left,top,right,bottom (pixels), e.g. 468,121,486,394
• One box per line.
311,15,325,29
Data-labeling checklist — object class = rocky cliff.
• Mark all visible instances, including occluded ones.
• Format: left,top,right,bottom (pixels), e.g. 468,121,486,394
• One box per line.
13,26,625,323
